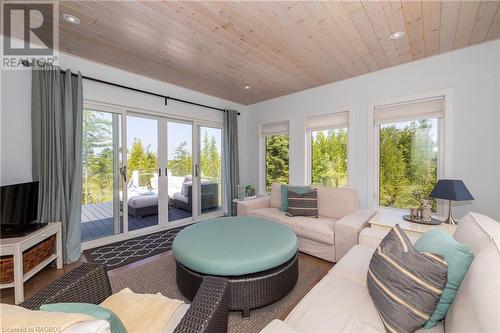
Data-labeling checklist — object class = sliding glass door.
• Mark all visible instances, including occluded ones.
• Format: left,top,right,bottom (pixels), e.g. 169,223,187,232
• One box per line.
81,106,225,245
166,120,193,222
126,114,167,231
198,126,223,216
81,109,124,242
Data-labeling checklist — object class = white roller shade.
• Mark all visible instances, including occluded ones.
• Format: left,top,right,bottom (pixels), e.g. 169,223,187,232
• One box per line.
305,111,349,131
261,121,289,136
374,97,444,124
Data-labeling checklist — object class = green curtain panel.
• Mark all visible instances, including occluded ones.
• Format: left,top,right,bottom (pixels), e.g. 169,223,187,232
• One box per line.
31,66,83,263
223,110,239,216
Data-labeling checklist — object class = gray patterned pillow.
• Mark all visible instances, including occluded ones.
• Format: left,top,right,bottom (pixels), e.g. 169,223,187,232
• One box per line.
286,189,318,217
367,224,448,333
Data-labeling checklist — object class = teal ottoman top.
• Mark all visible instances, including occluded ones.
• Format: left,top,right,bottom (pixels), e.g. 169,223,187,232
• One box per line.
172,217,298,276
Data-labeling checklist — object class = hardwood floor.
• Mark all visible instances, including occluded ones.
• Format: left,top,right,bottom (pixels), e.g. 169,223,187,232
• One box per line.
0,251,333,306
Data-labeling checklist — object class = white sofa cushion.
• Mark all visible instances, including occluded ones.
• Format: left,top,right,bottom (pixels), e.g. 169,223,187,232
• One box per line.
247,207,288,223
445,239,500,333
285,216,337,245
259,243,445,333
315,186,357,219
454,212,500,256
283,244,444,333
270,183,281,208
278,241,444,333
285,273,385,332
285,244,384,332
329,244,374,286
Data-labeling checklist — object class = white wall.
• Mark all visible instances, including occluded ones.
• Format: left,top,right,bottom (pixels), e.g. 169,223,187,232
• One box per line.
244,40,500,221
0,69,32,184
0,42,248,185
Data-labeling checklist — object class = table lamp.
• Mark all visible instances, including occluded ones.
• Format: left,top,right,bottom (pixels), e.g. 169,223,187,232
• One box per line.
429,179,474,225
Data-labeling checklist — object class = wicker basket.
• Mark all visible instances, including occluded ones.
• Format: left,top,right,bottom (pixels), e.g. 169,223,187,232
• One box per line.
0,235,56,284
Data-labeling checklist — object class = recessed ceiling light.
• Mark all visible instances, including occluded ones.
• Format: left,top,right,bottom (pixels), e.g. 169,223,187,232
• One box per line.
63,13,80,24
244,85,251,90
390,31,405,40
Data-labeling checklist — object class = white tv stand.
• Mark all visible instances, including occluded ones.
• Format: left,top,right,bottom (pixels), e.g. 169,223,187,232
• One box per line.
0,222,62,304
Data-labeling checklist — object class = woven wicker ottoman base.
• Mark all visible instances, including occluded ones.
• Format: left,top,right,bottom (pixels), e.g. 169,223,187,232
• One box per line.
176,252,299,317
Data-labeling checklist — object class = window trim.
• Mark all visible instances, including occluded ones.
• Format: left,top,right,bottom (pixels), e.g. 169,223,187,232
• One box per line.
305,111,351,187
368,90,453,216
259,120,291,193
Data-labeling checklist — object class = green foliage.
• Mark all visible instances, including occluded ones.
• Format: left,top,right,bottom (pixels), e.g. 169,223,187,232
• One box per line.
86,148,114,203
200,132,221,183
82,110,113,204
82,111,112,164
127,138,157,186
167,132,221,183
311,129,348,187
265,135,289,191
168,141,192,177
379,119,438,211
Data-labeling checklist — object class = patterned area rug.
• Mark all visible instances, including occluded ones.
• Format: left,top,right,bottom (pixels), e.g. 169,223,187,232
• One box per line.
108,251,332,333
83,226,186,269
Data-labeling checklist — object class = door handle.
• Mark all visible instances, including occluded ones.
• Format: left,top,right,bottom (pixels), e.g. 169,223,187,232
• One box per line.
158,168,161,177
195,164,200,177
120,166,127,182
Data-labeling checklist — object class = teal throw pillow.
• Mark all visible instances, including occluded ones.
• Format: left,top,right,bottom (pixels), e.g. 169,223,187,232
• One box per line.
414,228,474,328
40,303,127,333
280,185,310,212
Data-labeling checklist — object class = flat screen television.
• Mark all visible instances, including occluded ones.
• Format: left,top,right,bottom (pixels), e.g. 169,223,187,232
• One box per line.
0,181,46,238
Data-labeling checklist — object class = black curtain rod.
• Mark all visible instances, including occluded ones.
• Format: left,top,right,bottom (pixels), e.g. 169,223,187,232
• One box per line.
22,62,240,115
83,75,240,115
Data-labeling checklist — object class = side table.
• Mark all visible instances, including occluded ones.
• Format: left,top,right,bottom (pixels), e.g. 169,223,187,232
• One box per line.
369,209,456,238
0,222,63,304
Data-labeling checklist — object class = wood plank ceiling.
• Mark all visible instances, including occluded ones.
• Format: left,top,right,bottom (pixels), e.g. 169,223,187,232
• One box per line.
8,1,500,105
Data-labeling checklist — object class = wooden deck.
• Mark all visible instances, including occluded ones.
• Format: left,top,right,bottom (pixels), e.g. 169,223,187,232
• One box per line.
81,201,191,242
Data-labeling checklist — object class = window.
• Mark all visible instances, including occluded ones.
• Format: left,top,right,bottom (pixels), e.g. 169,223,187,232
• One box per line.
306,112,349,187
375,97,444,211
261,121,289,192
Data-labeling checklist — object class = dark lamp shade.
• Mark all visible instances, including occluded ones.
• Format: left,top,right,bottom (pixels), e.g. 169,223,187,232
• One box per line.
429,179,474,201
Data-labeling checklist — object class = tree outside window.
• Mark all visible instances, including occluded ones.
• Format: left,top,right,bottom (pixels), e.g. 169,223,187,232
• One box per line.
168,141,192,177
127,138,158,187
265,134,289,191
311,128,348,187
379,118,438,211
82,110,114,205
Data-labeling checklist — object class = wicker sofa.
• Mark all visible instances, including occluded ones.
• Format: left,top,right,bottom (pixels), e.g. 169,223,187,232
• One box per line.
21,263,230,333
237,184,376,262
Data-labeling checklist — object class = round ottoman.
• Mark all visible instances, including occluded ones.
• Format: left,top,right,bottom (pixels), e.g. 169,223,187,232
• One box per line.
173,216,298,317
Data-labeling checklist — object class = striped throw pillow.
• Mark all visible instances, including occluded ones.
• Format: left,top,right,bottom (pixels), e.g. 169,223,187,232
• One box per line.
367,225,448,333
286,189,318,217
